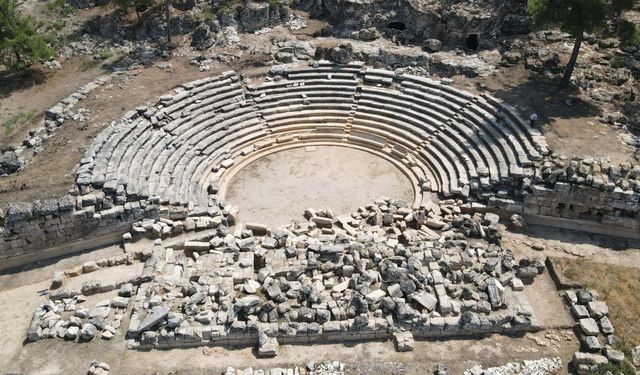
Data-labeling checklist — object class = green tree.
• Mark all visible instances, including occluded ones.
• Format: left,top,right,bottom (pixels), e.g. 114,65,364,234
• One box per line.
0,0,52,69
528,0,634,88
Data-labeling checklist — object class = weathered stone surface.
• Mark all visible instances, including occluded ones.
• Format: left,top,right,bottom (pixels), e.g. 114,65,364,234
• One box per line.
411,291,437,311
587,301,608,319
258,331,278,357
572,352,608,366
631,346,640,366
135,306,169,333
392,331,414,352
579,318,600,336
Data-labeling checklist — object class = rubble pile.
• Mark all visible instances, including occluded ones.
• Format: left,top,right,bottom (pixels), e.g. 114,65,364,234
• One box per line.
223,361,345,375
125,198,542,354
87,361,111,375
464,357,562,375
26,285,133,343
535,155,640,193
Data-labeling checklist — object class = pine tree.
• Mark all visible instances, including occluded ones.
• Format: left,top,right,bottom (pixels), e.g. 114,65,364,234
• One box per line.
0,0,52,69
528,0,634,88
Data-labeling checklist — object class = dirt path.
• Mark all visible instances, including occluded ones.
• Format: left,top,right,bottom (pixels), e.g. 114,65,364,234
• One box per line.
4,328,578,375
503,226,640,269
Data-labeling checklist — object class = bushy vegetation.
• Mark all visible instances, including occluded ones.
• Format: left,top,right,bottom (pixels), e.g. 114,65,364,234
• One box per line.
0,0,53,69
617,19,640,46
2,110,36,136
45,0,75,17
595,361,637,375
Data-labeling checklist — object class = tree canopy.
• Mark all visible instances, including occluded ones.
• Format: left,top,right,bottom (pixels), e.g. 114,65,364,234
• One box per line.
0,0,52,69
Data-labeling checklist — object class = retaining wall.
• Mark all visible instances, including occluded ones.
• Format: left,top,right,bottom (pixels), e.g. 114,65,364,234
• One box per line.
0,197,158,270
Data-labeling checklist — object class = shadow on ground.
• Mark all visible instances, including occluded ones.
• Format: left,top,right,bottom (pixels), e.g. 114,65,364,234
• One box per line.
0,68,50,100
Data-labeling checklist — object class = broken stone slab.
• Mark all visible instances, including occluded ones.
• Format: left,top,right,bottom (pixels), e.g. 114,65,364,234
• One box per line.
118,283,133,297
366,289,386,304
605,349,625,364
630,346,640,367
579,318,600,336
258,330,278,357
599,316,614,334
135,306,169,333
511,278,524,291
587,301,609,319
111,297,130,308
51,271,64,289
572,352,608,366
235,296,260,309
65,326,80,340
80,323,98,340
483,212,500,225
411,291,437,311
246,223,268,236
486,278,502,308
392,331,414,352
311,216,333,228
89,306,111,319
583,335,602,352
82,261,100,273
571,304,590,319
184,241,210,252
425,218,446,229
243,280,261,294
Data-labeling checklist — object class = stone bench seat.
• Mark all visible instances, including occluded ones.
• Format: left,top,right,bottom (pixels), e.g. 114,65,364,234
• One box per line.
156,109,263,201
256,96,355,113
286,72,358,81
184,125,269,204
400,74,475,103
162,121,266,205
253,90,355,105
350,120,463,188
161,84,243,121
475,96,546,159
160,113,260,194
350,119,468,193
400,83,464,115
248,79,357,93
351,111,470,190
358,88,500,182
455,108,525,176
465,99,538,165
162,79,239,114
261,103,353,119
80,65,547,207
186,70,236,90
353,102,491,180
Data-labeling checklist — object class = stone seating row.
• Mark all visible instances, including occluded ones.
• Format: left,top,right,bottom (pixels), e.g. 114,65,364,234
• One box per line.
78,65,548,208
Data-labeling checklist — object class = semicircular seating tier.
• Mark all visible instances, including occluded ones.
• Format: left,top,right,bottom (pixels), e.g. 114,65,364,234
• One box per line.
76,62,549,210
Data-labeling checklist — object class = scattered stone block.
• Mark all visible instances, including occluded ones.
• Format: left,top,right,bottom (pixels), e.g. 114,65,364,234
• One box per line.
392,331,414,352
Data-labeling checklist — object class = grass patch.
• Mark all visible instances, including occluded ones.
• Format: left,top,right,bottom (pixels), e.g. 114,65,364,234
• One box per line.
2,110,37,136
45,0,75,17
214,0,239,14
96,49,114,60
553,258,640,348
595,361,637,375
79,56,100,71
198,8,216,22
